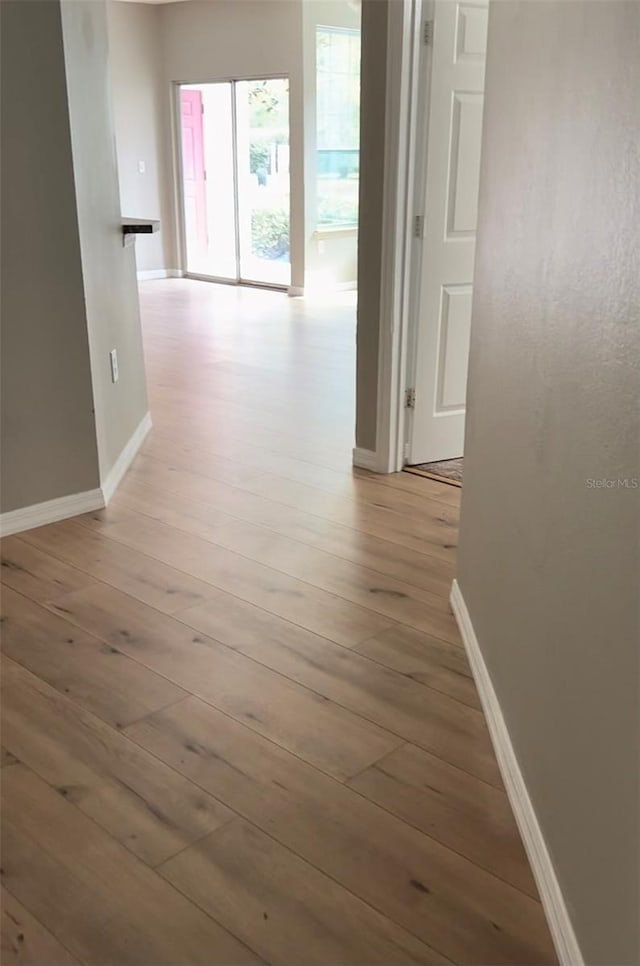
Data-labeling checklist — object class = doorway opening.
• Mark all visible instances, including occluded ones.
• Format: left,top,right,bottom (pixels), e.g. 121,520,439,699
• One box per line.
178,77,291,289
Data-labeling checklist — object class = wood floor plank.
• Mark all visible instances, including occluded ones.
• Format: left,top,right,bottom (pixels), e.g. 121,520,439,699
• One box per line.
118,461,324,535
355,469,462,509
71,500,136,529
1,586,187,729
307,519,456,598
115,470,456,598
150,410,351,472
1,764,260,965
46,583,403,781
354,623,480,710
67,501,140,538
353,475,460,518
20,520,220,615
99,508,459,643
0,282,552,965
1,886,80,966
143,430,459,525
0,536,97,603
181,518,461,642
144,430,355,493
125,696,557,965
234,473,459,559
159,818,448,965
151,393,353,451
348,742,538,897
322,472,461,522
123,452,346,533
1,658,233,866
71,511,395,647
140,435,261,487
178,591,500,785
127,453,458,564
149,361,354,424
97,476,238,543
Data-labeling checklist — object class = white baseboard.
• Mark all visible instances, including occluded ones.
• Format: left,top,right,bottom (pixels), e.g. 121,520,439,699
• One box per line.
352,447,382,472
299,281,357,297
137,269,183,281
450,579,584,966
0,488,104,538
101,412,152,505
0,413,152,538
333,280,357,292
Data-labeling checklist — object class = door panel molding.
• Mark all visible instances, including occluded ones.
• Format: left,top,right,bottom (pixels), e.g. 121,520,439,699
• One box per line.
436,284,472,413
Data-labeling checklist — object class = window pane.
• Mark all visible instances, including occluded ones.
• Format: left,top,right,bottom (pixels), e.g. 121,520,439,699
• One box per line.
316,26,360,229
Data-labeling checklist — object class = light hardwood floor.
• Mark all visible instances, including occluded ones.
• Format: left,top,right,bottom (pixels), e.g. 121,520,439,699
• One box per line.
0,280,557,965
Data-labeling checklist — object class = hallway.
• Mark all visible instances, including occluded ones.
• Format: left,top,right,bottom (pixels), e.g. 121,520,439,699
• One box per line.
1,281,556,965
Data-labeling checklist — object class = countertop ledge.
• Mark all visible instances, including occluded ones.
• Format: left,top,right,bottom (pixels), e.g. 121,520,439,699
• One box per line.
122,218,160,235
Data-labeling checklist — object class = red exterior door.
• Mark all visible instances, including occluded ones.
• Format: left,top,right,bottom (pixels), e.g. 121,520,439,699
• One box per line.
180,90,208,255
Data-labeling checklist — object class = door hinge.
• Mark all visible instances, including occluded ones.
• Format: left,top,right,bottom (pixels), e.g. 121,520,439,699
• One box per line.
423,19,434,46
405,388,416,409
413,214,424,239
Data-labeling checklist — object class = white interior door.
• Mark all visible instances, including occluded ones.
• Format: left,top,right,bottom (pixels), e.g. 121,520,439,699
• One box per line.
407,0,488,464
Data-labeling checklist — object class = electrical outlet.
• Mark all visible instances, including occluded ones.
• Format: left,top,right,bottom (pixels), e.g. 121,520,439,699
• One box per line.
110,349,119,383
138,160,146,174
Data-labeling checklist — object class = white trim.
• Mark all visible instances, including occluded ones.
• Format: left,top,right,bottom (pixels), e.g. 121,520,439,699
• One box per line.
352,447,381,473
333,280,357,292
0,488,104,538
137,269,183,281
403,0,435,467
288,285,304,297
450,579,585,966
0,412,152,539
171,81,187,276
312,226,358,239
101,412,152,505
374,0,423,475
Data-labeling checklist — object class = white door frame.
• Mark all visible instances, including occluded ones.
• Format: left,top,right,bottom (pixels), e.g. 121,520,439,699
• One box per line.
368,0,426,474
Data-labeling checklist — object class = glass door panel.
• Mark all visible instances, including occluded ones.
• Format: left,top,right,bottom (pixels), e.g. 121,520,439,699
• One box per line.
202,82,237,280
236,79,290,287
180,82,237,280
179,78,290,288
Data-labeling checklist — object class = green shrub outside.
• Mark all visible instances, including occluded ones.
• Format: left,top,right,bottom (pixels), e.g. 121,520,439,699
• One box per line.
249,140,270,175
251,207,290,260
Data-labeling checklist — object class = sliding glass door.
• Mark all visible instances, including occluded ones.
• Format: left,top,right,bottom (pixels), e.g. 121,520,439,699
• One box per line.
179,78,290,288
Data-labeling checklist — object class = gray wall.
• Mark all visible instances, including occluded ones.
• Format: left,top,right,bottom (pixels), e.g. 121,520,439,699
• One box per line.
0,0,100,512
107,1,175,273
355,0,388,452
61,0,149,482
457,2,640,963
